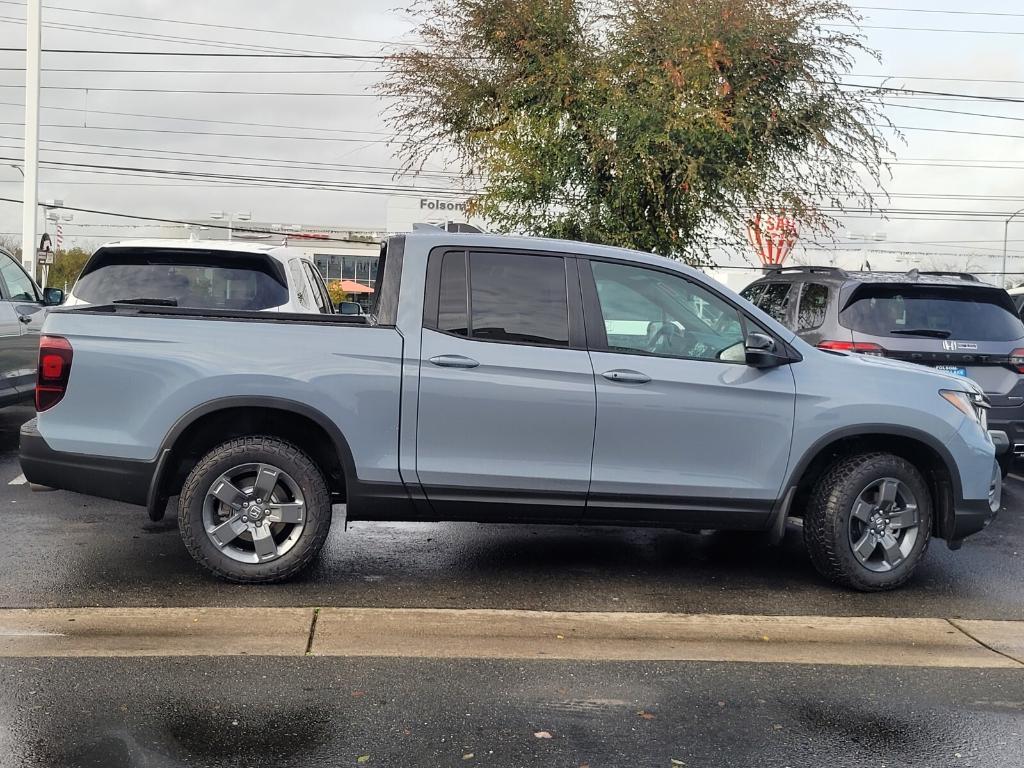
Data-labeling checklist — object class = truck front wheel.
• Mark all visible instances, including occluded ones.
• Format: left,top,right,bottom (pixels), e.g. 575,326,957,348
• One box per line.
803,452,932,592
178,436,332,583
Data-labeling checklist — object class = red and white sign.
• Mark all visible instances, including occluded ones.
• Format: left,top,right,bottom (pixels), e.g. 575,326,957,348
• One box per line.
746,214,798,266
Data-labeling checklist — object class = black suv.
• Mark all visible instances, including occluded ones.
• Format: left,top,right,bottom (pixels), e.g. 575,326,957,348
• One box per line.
741,266,1024,469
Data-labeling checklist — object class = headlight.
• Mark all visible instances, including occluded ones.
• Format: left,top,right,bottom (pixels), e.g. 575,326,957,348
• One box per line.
940,389,988,429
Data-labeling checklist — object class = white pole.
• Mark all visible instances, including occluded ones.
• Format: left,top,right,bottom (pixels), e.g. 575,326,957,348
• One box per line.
21,0,41,279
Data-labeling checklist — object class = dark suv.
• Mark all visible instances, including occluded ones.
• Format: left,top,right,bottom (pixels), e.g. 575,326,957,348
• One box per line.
741,267,1024,469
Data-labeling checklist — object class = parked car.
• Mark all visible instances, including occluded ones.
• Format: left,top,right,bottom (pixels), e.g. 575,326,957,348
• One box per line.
64,240,335,314
1007,285,1024,322
0,246,64,409
742,267,1024,474
21,233,1005,591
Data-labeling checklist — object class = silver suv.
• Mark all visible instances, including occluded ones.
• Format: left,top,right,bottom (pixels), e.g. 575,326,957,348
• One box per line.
742,267,1024,473
0,247,63,409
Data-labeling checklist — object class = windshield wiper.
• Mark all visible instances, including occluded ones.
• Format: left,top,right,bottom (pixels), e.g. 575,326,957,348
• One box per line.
113,297,178,307
888,328,951,339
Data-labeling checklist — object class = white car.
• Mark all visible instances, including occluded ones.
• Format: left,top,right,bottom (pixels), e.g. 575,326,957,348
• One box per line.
64,240,335,314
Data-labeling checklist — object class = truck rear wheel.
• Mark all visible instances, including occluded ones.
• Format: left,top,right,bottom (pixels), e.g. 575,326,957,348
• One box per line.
178,436,332,583
803,452,931,592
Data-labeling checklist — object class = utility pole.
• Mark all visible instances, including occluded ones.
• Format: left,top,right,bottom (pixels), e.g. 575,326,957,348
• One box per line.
1002,207,1024,288
21,0,41,278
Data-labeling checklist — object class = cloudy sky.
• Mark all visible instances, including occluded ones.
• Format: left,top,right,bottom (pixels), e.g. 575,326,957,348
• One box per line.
1,1,1024,274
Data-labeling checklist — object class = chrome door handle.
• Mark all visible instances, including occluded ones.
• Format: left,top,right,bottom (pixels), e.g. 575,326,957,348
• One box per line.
429,354,480,369
601,369,651,384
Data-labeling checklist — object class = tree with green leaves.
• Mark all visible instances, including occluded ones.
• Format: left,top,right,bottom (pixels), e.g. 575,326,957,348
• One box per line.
382,0,890,266
46,247,91,292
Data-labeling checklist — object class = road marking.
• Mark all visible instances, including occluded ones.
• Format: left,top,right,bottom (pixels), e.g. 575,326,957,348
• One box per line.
7,474,25,486
0,607,1021,667
1008,473,1024,483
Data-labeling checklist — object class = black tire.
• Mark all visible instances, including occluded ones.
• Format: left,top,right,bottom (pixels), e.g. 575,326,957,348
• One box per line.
997,452,1012,479
803,452,931,592
179,436,332,583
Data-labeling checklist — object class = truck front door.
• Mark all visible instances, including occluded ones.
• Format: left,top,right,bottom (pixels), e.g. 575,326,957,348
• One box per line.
0,250,42,398
416,248,595,520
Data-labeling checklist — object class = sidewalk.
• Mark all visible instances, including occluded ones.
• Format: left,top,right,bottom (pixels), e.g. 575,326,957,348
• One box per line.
2,607,1022,667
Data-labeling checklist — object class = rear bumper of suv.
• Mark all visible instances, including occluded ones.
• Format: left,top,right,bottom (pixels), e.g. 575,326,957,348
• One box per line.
19,418,155,506
988,402,1024,456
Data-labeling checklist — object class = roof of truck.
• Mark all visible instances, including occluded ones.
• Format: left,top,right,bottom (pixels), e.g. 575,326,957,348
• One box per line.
95,239,295,259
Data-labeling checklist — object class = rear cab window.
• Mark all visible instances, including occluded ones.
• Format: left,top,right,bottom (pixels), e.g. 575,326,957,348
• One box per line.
74,248,289,311
429,250,570,347
839,284,1024,341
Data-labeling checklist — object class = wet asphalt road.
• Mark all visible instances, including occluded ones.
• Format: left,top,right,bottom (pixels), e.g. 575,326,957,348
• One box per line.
2,657,1022,768
3,405,1024,767
1,405,1023,617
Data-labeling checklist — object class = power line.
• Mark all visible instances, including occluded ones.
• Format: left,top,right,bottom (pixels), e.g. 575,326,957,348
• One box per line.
0,48,391,59
0,0,414,48
875,122,1024,141
0,85,382,96
0,99,396,136
831,22,1024,36
843,82,1024,104
0,196,401,241
852,5,1024,18
0,121,404,144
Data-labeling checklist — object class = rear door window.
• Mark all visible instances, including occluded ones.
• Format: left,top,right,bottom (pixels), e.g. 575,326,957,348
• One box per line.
748,282,793,327
75,248,289,310
840,285,1024,341
797,283,829,331
301,261,332,314
468,251,569,346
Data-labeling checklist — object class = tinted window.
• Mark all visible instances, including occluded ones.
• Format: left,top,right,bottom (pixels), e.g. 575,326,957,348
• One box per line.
438,251,468,335
797,283,829,331
591,261,745,362
740,283,765,304
468,251,568,346
752,283,793,326
0,252,37,301
840,286,1024,342
75,249,289,310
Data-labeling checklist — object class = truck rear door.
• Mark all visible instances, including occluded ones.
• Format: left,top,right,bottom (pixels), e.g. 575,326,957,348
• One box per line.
415,247,595,520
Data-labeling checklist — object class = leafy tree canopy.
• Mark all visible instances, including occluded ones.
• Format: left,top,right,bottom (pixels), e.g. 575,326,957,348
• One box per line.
382,0,890,265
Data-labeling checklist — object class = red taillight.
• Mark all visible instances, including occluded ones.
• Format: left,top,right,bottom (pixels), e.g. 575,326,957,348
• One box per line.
36,335,73,412
817,340,886,357
1010,348,1024,374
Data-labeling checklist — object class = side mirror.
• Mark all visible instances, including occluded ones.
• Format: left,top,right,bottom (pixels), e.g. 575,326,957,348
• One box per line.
745,331,791,369
42,287,65,306
338,301,363,315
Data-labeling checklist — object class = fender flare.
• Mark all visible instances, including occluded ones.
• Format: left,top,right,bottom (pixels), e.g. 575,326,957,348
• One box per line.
146,395,357,521
767,423,963,543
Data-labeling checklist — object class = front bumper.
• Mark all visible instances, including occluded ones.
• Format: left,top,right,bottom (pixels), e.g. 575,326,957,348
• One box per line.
19,418,155,506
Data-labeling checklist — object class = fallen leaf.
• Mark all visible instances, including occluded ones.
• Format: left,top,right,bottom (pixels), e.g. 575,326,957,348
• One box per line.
638,710,656,720
351,690,365,698
556,634,565,640
534,731,553,739
356,756,370,764
462,754,474,760
761,635,770,641
671,760,686,767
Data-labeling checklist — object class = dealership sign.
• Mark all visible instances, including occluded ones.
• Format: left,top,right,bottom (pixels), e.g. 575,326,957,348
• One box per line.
420,199,468,212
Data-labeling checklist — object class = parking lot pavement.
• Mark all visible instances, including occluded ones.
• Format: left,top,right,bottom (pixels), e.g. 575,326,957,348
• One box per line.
1,656,1021,768
2,412,1022,618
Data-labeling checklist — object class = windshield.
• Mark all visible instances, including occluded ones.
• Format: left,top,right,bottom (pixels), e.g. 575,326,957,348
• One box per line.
839,285,1024,341
74,248,289,311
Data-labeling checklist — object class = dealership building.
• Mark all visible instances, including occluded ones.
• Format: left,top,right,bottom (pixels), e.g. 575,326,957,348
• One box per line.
153,195,480,293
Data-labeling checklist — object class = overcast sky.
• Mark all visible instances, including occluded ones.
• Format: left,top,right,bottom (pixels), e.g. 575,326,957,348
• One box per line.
1,1,1024,272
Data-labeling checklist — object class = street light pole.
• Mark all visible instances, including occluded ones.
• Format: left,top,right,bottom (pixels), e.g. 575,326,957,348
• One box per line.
1002,207,1024,288
21,0,41,278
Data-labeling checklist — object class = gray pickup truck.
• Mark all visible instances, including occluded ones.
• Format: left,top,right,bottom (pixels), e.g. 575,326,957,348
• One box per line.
20,232,1006,590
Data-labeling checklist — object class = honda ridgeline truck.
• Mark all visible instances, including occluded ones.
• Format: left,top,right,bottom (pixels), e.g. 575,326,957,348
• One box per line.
19,232,1007,591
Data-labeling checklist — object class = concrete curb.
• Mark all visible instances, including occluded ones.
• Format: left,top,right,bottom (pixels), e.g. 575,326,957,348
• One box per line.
0,607,1021,668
